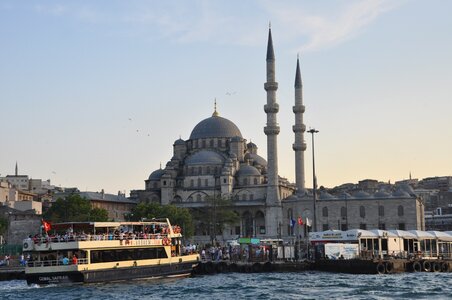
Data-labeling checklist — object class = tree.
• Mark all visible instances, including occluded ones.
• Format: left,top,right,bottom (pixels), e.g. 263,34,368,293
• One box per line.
191,195,239,244
131,202,194,237
44,194,109,222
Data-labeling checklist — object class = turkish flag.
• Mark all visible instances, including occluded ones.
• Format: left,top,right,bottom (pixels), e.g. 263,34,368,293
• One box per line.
298,217,303,226
42,220,51,233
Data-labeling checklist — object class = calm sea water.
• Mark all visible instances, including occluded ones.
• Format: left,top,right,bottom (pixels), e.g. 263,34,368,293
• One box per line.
1,272,451,300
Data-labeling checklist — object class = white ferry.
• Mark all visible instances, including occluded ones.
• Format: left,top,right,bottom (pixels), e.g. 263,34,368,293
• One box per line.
22,219,200,285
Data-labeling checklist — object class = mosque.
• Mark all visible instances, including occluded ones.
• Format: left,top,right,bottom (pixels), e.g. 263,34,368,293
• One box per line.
132,28,423,243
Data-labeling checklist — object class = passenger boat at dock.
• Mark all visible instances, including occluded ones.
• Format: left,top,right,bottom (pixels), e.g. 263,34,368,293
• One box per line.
22,219,200,285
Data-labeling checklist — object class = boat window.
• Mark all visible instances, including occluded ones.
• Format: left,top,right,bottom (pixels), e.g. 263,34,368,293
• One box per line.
90,247,168,263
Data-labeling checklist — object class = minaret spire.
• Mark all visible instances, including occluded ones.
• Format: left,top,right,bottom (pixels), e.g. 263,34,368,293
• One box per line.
212,98,219,117
264,26,282,237
15,161,18,176
293,55,307,194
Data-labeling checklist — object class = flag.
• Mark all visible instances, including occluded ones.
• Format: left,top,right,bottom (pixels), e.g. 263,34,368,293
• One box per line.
42,219,51,233
290,218,296,228
298,217,303,226
306,217,312,227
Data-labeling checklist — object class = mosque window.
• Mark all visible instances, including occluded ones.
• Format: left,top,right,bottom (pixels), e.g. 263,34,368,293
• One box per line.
202,140,206,148
218,140,223,147
242,194,247,201
322,207,328,217
359,206,366,218
340,207,346,217
235,195,239,200
398,205,404,216
198,167,202,175
197,178,201,187
205,179,208,186
209,139,214,147
378,205,384,217
197,194,202,202
206,166,210,174
223,178,227,184
254,178,258,185
250,194,254,200
190,179,194,187
163,181,167,186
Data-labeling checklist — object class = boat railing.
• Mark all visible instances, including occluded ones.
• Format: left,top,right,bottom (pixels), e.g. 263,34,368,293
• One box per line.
29,232,173,245
27,258,88,268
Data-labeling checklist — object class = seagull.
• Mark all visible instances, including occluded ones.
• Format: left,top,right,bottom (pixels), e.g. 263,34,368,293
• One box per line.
128,118,132,121
226,91,237,96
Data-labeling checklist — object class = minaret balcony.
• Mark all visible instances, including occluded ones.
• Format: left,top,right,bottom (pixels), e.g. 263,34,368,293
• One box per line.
264,125,280,135
292,124,306,133
292,142,307,151
264,82,278,91
292,105,305,113
264,103,279,113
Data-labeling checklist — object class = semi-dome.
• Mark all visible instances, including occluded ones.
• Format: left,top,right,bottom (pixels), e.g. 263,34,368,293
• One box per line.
236,165,261,177
189,115,242,139
148,169,165,180
174,138,185,146
244,153,267,167
185,150,224,165
353,190,371,198
374,190,391,198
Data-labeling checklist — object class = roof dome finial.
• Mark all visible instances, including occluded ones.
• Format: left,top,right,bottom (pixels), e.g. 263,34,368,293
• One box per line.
212,98,219,117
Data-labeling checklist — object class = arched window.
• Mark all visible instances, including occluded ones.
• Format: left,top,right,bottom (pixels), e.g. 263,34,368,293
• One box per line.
322,207,328,217
206,166,210,174
242,194,247,201
340,207,346,217
209,139,214,147
378,205,384,217
202,140,206,148
196,194,202,202
190,179,194,187
197,178,201,187
249,194,254,200
360,206,366,218
254,178,258,185
204,179,208,187
398,205,404,216
198,167,202,175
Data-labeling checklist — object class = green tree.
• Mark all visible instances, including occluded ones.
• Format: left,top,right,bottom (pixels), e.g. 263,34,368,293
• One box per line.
191,195,239,244
44,193,109,222
131,202,194,237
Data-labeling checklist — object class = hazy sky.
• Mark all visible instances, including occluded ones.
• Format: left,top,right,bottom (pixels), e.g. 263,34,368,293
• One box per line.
1,0,451,195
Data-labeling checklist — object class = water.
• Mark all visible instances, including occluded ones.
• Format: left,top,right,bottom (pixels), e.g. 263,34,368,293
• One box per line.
1,272,451,299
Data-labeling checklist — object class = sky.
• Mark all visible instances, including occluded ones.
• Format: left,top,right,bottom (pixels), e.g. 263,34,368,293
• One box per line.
1,0,451,195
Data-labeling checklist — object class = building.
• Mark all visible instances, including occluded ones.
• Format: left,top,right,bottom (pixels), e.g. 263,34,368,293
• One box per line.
131,27,424,243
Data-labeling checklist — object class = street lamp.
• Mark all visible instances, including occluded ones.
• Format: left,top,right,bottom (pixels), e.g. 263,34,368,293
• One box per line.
307,128,319,232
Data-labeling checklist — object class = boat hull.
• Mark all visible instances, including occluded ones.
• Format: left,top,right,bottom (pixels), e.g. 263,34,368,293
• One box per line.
26,261,197,285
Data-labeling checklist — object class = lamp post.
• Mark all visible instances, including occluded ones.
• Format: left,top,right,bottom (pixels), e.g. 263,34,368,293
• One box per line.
308,128,319,232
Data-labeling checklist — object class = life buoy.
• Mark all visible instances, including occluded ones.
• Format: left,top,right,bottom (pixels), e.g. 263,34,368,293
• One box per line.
412,261,422,272
376,262,386,274
423,260,432,272
441,262,450,272
385,262,394,274
162,237,171,246
432,262,441,272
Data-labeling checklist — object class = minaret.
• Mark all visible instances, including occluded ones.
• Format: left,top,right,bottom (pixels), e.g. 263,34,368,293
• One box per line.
264,26,280,203
293,55,307,194
15,161,18,176
264,26,282,237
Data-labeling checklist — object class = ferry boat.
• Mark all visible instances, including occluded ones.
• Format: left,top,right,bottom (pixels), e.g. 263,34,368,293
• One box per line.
22,219,200,285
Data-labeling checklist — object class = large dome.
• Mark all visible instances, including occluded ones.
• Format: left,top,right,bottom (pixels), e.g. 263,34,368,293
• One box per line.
185,150,224,165
190,115,242,139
